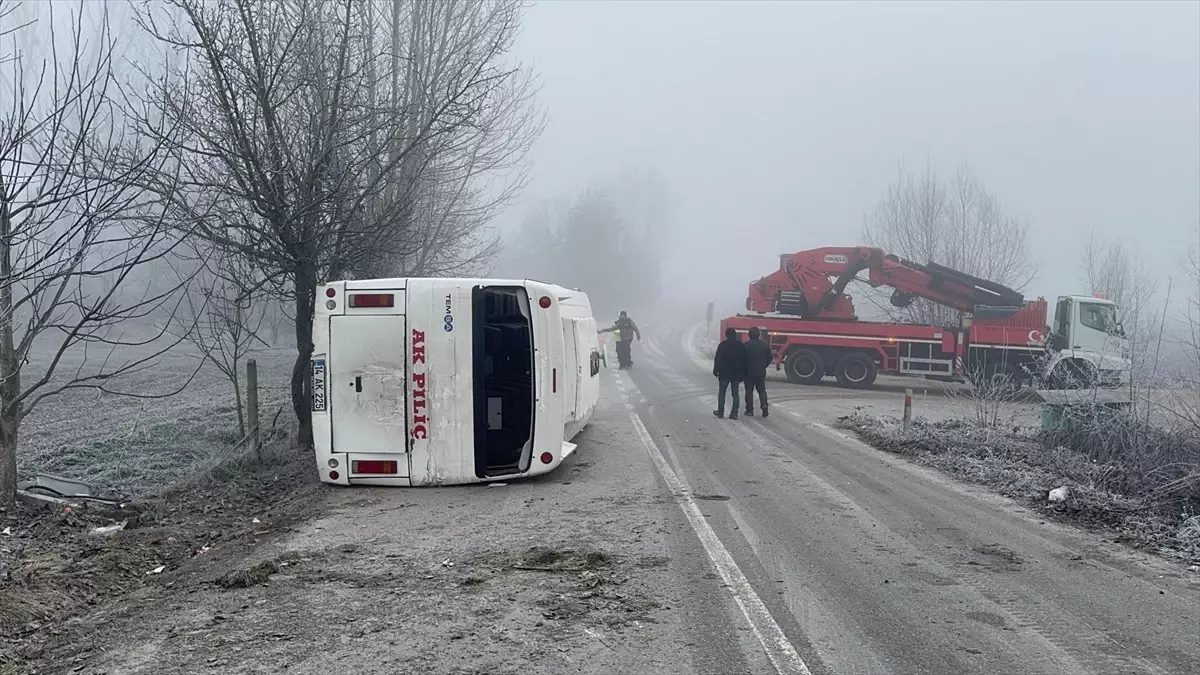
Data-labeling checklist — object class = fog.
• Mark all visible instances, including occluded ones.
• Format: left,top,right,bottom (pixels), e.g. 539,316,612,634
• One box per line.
1,0,1198,479
506,0,1200,313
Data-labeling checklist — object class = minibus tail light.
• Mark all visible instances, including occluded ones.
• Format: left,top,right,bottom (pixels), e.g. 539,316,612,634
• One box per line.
352,460,398,475
349,293,394,308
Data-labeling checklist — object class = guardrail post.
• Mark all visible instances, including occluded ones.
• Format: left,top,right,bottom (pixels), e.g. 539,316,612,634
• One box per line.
247,359,261,459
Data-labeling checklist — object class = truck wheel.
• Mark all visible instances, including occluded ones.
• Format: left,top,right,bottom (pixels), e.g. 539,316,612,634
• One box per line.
983,363,1023,401
785,349,825,385
835,352,877,389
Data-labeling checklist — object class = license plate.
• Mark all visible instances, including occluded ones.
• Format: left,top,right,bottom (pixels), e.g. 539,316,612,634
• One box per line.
312,359,327,411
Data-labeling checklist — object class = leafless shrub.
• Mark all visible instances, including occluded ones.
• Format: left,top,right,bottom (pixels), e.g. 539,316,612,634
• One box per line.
842,412,1199,560
956,379,1015,429
1045,407,1200,518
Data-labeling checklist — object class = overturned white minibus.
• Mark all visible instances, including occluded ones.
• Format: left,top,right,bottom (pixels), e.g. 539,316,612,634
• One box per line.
311,278,601,486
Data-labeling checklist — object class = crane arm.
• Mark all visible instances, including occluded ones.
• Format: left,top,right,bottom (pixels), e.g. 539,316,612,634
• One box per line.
746,246,1024,321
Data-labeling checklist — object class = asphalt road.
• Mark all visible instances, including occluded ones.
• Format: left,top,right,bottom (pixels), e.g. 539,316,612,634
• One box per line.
622,321,1200,675
58,321,1199,675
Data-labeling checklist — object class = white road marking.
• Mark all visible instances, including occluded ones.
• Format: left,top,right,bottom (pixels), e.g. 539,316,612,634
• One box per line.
643,336,667,360
684,322,715,372
614,374,812,675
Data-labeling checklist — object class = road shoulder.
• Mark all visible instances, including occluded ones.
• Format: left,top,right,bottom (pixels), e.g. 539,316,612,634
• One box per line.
35,373,731,675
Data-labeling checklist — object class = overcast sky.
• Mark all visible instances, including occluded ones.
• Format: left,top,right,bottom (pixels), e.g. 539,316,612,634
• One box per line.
508,0,1200,312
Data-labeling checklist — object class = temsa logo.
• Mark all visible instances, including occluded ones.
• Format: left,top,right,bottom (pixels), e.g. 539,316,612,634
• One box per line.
411,329,428,440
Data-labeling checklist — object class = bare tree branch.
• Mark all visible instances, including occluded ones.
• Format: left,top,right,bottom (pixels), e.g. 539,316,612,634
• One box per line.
862,161,1036,325
0,1,199,505
128,0,542,446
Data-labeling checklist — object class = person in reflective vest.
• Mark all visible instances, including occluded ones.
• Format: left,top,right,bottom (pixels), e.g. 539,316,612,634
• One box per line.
600,311,641,369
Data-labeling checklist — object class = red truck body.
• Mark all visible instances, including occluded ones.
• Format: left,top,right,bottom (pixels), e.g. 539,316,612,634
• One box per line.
720,298,1049,388
720,246,1053,388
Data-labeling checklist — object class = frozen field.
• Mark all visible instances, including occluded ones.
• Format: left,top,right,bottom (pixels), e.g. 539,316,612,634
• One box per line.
17,340,298,498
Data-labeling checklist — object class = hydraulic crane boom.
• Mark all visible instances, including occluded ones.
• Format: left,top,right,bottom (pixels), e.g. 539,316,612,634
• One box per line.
746,246,1025,322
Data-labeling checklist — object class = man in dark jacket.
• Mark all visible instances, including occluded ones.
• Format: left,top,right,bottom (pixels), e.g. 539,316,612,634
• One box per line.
600,311,641,369
712,327,747,419
743,326,772,417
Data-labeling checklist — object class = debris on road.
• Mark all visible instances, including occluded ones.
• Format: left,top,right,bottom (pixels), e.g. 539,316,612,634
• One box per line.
147,565,166,575
18,473,95,499
89,520,128,537
217,560,278,588
216,554,300,589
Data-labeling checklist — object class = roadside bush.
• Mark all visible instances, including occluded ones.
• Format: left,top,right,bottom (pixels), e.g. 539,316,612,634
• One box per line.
841,413,1200,562
1043,407,1200,523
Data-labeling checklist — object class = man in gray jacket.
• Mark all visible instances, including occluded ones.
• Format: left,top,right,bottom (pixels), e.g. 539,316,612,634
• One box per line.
743,326,772,417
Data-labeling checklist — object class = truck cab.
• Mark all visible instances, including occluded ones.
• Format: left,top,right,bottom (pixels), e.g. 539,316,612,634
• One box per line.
1044,295,1131,388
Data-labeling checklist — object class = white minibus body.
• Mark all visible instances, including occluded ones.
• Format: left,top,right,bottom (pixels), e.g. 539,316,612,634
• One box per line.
311,278,600,486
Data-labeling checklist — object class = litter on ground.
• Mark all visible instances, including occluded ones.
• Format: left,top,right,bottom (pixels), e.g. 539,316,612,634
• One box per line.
90,521,128,537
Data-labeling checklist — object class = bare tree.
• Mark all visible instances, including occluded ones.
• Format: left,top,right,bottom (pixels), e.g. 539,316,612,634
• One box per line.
1176,222,1200,397
1079,228,1159,341
130,0,540,446
350,0,543,279
506,185,665,320
863,162,1036,324
499,197,567,281
0,2,194,505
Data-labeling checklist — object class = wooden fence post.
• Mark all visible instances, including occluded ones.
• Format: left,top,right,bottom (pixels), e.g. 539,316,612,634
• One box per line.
903,388,913,433
247,359,260,459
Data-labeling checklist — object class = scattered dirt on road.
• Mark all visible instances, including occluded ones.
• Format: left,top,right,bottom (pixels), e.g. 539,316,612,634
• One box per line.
469,547,662,629
1,441,321,671
216,551,305,589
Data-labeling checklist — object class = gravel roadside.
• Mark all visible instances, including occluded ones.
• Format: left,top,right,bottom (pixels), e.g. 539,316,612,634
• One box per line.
36,372,709,675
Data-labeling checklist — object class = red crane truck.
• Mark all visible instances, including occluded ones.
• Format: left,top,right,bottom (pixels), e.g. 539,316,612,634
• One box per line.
720,246,1131,391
